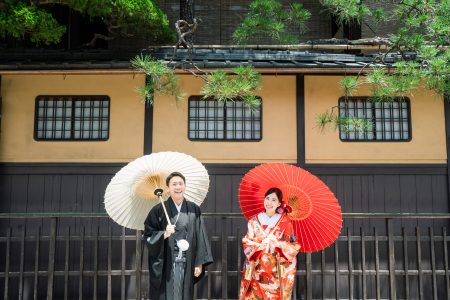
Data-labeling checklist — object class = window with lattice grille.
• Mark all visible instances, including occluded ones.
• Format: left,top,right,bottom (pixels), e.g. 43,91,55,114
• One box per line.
188,96,262,141
35,96,110,141
339,96,411,141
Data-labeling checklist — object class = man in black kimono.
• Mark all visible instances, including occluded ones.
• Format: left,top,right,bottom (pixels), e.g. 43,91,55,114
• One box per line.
144,172,213,300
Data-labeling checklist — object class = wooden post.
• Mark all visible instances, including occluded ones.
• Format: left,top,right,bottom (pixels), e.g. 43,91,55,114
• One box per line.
135,230,142,300
4,228,11,300
361,228,367,300
402,228,410,300
79,227,85,300
347,228,353,300
387,219,396,299
306,252,312,300
47,218,57,300
334,238,340,300
430,227,437,299
221,217,228,299
374,228,380,300
416,227,423,299
34,227,41,300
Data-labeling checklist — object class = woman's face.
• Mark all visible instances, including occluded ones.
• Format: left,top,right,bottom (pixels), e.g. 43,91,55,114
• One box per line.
264,192,281,217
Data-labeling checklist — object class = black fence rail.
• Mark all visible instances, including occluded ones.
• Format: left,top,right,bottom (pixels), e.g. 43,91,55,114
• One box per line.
0,213,449,300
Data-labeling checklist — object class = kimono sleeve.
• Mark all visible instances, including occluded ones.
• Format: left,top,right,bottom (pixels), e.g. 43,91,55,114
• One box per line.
242,220,263,261
275,222,300,261
194,213,213,267
143,206,166,288
192,210,213,283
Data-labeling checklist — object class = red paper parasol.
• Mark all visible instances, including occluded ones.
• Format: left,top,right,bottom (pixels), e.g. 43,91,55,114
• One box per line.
239,163,342,252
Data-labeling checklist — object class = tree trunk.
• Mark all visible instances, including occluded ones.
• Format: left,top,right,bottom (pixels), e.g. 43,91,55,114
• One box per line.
180,0,195,45
180,0,194,22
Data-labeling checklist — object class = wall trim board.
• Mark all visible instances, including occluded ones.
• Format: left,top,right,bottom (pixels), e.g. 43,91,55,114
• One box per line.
305,164,447,175
0,163,125,175
1,163,447,176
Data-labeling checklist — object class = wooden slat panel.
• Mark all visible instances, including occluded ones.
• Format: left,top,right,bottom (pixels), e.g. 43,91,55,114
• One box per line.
306,252,312,300
361,228,367,300
347,228,354,300
4,227,11,299
121,227,126,300
335,240,340,300
430,227,437,299
1,217,450,298
33,226,40,300
221,218,228,299
134,230,141,300
431,176,449,229
107,226,112,300
47,218,56,300
417,227,424,300
416,175,434,229
444,228,450,299
64,228,70,300
1,164,450,298
0,176,12,233
374,228,380,300
9,175,28,236
78,227,85,300
388,219,396,299
93,227,99,300
403,228,410,300
18,228,25,300
2,166,449,220
26,175,45,235
400,175,418,233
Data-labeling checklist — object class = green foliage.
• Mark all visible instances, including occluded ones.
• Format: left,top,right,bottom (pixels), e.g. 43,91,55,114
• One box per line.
0,0,174,45
201,66,262,110
322,0,449,101
320,1,450,133
340,77,361,96
232,0,311,44
108,0,174,42
423,49,450,95
0,2,66,45
131,55,183,104
320,0,371,24
316,110,339,132
338,117,373,135
371,8,386,23
316,108,373,135
132,55,262,109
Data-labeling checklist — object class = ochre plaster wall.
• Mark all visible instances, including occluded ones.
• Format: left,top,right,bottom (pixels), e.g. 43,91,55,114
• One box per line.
0,74,146,162
152,75,297,163
304,76,446,164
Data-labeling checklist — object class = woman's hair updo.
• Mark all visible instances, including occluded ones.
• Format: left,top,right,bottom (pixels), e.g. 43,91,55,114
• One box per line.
265,187,283,202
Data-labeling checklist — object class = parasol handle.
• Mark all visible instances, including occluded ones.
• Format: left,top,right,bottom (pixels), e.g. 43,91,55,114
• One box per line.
154,189,172,226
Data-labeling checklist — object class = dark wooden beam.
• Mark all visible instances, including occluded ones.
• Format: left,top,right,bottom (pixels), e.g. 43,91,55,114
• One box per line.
143,98,153,155
296,74,306,168
444,95,450,207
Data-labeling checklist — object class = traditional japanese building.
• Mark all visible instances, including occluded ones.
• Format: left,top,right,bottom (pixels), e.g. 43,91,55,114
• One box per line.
0,1,448,299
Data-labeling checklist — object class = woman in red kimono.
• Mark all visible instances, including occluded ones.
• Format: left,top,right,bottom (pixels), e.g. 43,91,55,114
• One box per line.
239,187,300,300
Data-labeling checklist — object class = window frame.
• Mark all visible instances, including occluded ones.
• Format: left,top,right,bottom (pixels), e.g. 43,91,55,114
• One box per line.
187,96,263,142
34,95,111,141
338,96,412,142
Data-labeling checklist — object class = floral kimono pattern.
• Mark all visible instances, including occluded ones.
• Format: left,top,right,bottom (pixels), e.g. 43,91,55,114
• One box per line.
239,214,300,300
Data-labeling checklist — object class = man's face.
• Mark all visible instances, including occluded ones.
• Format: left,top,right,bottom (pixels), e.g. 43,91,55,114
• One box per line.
168,176,186,201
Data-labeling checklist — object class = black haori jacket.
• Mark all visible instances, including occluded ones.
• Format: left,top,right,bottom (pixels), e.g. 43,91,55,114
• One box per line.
144,198,213,300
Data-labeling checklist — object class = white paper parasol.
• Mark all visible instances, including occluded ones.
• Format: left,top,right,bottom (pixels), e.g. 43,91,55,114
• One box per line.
104,151,209,230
